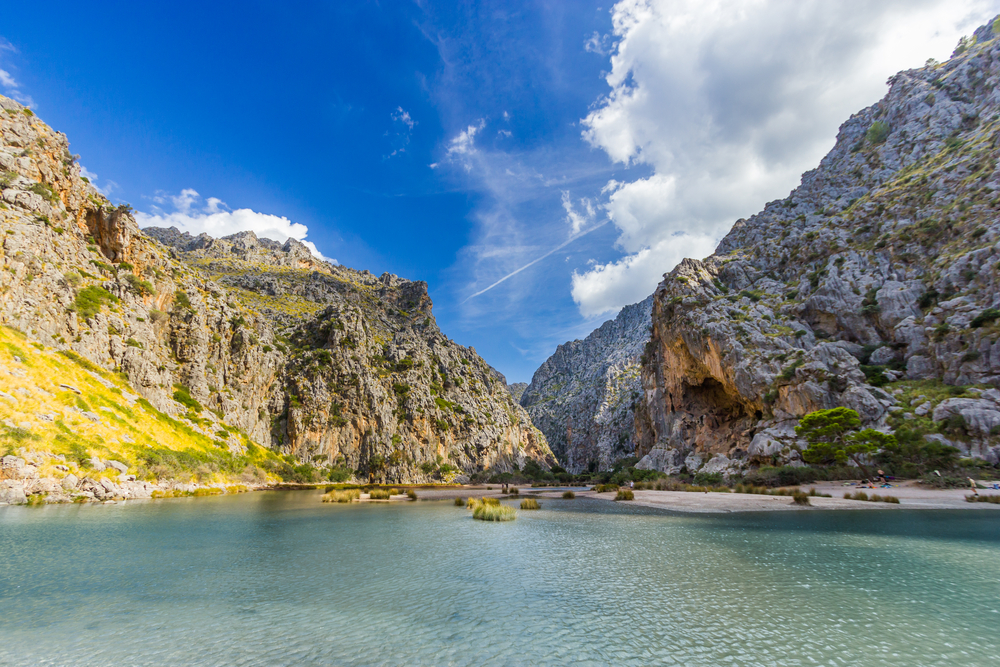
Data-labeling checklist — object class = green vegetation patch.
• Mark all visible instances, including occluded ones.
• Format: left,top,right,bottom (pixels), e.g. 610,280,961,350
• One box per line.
74,286,118,319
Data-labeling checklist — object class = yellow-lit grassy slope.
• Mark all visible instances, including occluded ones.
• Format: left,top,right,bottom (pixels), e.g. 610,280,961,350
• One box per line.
0,325,285,485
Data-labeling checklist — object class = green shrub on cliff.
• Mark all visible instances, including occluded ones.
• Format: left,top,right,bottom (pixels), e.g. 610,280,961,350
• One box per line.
73,286,118,319
866,121,890,144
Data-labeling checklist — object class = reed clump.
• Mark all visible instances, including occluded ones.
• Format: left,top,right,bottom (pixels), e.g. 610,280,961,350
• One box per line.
792,490,811,506
507,487,519,496
562,490,576,499
368,488,392,500
407,489,418,501
593,484,618,493
520,498,540,510
966,494,1000,504
467,497,500,510
640,479,731,493
322,489,360,503
473,503,517,521
845,491,900,503
615,488,634,501
455,497,465,506
736,484,831,498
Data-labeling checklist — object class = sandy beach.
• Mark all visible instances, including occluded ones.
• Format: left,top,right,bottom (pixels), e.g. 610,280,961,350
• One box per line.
533,481,1000,513
386,481,1000,513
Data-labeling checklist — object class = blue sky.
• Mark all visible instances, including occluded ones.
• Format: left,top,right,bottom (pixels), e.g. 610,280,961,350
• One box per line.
1,1,996,382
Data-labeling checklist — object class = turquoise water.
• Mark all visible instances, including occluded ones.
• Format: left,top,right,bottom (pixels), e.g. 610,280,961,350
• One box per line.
1,493,998,666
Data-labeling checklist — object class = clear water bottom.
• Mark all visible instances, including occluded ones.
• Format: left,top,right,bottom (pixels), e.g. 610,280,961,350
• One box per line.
1,492,998,666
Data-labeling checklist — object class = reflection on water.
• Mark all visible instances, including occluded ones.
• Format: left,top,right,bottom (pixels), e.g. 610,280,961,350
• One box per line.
1,493,999,666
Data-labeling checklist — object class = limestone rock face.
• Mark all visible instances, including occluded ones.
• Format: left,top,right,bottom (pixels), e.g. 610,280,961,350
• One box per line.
0,95,551,483
521,296,652,472
635,21,1000,474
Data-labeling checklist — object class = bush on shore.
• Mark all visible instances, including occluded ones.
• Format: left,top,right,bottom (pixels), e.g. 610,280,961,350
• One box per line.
562,490,575,499
615,488,634,501
369,488,391,500
965,494,1000,504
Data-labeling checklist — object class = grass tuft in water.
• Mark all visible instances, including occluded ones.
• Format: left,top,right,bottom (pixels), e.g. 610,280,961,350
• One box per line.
615,488,634,501
406,489,418,501
520,498,540,510
562,490,575,499
473,503,516,521
322,489,360,503
455,497,466,506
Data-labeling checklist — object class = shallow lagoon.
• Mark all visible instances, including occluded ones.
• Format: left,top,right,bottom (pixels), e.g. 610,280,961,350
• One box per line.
1,492,999,666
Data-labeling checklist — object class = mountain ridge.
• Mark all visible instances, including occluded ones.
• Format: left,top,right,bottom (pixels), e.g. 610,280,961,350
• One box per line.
0,94,552,503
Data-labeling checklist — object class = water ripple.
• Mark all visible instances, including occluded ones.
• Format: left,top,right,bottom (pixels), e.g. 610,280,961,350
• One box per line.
1,494,999,666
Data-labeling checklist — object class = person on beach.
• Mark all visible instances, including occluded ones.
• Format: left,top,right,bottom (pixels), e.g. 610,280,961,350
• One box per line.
968,477,979,496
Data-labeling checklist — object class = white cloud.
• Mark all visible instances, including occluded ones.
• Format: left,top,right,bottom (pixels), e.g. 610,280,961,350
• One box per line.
392,106,415,129
572,0,998,317
78,165,118,196
432,119,488,172
387,107,416,157
571,234,716,317
584,31,611,55
0,41,36,109
135,189,335,263
561,191,596,235
446,119,485,154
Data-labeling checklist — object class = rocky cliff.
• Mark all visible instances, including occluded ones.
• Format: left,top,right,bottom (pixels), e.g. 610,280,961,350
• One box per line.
635,21,1000,475
521,296,652,472
0,94,551,499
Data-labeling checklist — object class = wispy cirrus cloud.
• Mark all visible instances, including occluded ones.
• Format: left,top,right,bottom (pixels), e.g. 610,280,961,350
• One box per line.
79,165,119,197
386,106,416,158
0,38,36,109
